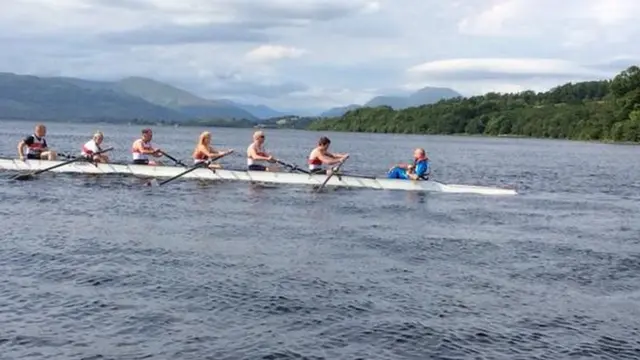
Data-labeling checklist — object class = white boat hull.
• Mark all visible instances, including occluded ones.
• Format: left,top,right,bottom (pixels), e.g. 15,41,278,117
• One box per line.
0,158,517,196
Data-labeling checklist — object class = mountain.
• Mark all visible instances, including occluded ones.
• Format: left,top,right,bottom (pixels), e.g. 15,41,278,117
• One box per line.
0,73,269,122
320,104,362,117
319,86,463,117
218,99,290,119
112,77,258,120
0,72,187,121
405,86,462,106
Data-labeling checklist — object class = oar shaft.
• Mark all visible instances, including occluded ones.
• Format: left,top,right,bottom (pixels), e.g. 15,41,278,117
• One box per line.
160,151,186,166
316,155,349,191
275,159,311,174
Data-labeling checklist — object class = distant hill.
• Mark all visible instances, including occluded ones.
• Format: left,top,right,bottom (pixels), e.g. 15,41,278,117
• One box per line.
309,65,640,143
111,77,258,121
218,99,290,119
0,72,294,122
319,86,462,117
320,104,362,117
0,72,187,121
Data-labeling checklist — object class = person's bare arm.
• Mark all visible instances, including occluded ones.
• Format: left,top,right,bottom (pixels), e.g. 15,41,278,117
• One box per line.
318,152,343,166
17,140,25,160
248,145,272,161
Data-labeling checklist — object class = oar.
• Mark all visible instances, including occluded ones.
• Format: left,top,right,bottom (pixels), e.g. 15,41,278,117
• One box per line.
152,150,234,187
274,159,311,174
12,147,114,181
58,152,77,160
315,155,349,192
159,151,187,167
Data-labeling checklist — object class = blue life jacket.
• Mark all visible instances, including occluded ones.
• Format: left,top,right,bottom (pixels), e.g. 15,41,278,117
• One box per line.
413,158,430,180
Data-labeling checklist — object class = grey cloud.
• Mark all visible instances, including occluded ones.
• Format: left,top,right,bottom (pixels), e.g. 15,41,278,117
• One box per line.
227,0,369,22
589,58,640,73
100,23,270,45
86,0,155,10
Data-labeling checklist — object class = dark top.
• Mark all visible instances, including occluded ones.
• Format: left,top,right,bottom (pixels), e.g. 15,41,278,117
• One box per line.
23,135,48,149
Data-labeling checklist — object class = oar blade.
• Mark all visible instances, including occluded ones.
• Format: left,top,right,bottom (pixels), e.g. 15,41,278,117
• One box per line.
12,173,34,181
145,178,160,187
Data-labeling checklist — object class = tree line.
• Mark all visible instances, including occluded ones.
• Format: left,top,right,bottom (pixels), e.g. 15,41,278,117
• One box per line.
308,66,640,143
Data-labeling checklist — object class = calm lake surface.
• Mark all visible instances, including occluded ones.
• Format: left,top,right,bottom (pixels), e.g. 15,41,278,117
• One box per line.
1,119,639,359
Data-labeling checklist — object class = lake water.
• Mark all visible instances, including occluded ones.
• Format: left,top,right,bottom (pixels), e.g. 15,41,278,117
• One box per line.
1,119,639,359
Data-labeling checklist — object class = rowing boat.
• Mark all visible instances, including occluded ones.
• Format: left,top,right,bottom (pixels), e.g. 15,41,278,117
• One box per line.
0,158,517,196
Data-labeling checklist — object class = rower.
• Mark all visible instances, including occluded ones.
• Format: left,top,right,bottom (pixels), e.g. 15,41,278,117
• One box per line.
131,128,163,165
246,130,277,171
387,148,430,180
17,124,57,161
192,131,233,169
307,136,349,174
81,131,109,163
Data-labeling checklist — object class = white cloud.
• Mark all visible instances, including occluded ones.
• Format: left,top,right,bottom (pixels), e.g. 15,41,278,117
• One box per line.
457,0,640,46
245,45,307,62
457,0,525,37
407,58,607,78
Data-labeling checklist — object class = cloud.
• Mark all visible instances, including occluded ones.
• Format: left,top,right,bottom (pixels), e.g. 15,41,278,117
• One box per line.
407,58,611,82
245,45,306,62
204,79,310,99
226,0,380,21
457,0,640,47
101,23,270,45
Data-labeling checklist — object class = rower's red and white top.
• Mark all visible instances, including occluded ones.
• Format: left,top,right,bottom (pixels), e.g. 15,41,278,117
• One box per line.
132,139,153,161
81,139,101,156
308,156,323,171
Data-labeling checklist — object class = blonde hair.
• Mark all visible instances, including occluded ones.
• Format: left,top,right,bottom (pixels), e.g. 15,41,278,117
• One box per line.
93,131,104,139
198,131,211,146
253,130,264,140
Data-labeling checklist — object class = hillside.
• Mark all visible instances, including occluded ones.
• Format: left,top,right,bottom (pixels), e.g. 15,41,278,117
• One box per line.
218,99,290,119
309,66,640,143
319,86,462,117
0,73,290,122
112,77,258,120
0,73,187,121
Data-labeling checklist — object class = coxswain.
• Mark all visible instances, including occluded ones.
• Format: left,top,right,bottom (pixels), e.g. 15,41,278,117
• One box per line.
246,130,278,171
387,148,430,180
131,128,163,165
307,136,349,174
192,131,233,169
17,124,57,161
81,131,109,163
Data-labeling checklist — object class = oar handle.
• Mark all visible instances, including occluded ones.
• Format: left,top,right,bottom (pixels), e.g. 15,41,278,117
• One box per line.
275,159,311,174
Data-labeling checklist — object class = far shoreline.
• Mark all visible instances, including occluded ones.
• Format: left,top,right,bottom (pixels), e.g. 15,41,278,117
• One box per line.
1,117,638,146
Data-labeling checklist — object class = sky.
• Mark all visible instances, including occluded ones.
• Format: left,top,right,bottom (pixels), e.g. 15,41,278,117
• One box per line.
1,0,639,114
